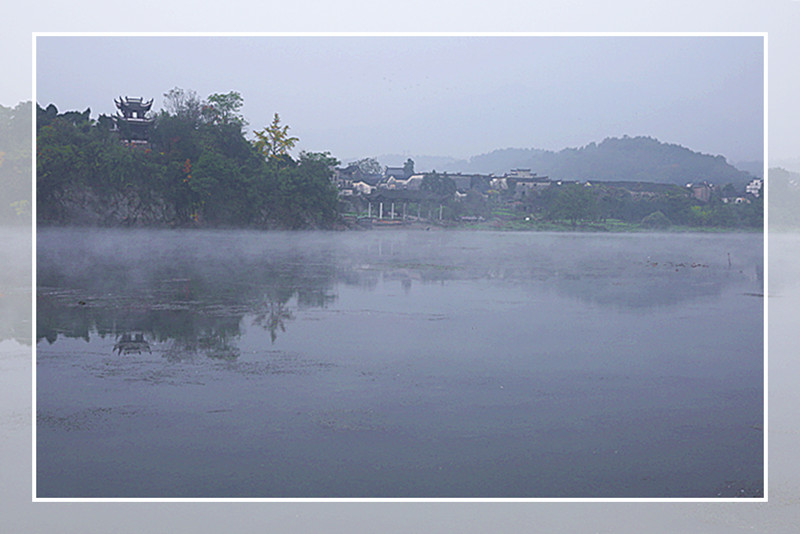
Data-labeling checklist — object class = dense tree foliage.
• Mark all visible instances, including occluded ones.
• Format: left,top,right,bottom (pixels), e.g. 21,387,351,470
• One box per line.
548,184,598,225
420,172,456,196
403,158,415,177
36,90,341,228
351,157,382,176
515,179,762,229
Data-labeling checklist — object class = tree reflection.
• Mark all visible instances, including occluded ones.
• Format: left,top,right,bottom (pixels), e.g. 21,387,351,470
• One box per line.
37,232,342,354
252,298,294,343
164,328,241,361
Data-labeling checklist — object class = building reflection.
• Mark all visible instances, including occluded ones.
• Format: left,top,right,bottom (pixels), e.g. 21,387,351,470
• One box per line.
113,332,151,355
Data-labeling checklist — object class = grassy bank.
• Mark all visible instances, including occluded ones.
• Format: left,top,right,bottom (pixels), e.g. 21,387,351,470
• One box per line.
444,217,763,233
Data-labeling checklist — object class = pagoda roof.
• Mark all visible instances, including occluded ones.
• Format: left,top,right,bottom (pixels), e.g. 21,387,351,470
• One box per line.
115,96,154,111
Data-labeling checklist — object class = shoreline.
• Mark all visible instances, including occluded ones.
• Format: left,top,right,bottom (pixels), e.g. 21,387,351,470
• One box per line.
34,219,764,234
345,216,762,233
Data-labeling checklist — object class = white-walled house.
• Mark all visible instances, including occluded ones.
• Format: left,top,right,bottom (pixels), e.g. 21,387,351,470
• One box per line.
352,181,376,195
746,178,763,198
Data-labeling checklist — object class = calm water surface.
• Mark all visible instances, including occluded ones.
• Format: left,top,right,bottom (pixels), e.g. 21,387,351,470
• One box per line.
36,228,763,498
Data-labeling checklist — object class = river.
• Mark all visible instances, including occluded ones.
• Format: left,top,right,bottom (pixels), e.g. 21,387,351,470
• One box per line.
35,228,764,498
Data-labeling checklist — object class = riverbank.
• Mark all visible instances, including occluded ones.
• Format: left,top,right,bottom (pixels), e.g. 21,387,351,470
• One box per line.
345,215,763,233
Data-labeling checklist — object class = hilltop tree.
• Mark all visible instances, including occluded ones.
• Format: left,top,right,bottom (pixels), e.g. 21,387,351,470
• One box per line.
162,87,203,125
204,91,246,129
253,113,298,163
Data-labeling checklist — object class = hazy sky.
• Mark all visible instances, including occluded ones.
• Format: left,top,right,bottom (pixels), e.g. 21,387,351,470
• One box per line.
35,35,764,164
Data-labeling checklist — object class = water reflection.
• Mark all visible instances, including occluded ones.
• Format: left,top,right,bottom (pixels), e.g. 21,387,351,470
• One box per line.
36,229,763,355
550,258,756,309
113,332,150,355
164,327,240,362
252,298,293,343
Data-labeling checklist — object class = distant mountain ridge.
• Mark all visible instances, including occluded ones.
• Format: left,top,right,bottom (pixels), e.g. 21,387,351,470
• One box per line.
378,136,757,190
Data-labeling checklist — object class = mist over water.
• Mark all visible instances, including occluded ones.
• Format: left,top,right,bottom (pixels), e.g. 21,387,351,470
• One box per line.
0,227,32,345
36,228,763,498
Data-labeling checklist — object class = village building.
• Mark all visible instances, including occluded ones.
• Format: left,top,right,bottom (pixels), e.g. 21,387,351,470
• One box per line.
722,196,752,204
430,173,496,193
688,181,713,202
489,177,508,191
746,178,763,198
506,168,535,179
352,181,377,195
384,166,408,180
335,162,558,202
510,173,552,198
334,164,382,188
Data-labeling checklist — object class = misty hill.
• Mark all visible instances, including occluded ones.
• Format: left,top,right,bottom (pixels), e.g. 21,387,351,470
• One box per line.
0,101,32,224
734,160,764,178
769,167,800,229
381,136,755,190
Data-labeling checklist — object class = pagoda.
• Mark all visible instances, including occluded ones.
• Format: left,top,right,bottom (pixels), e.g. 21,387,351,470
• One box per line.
113,96,154,144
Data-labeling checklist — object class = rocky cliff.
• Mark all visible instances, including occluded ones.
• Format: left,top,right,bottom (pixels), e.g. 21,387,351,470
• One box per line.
39,184,177,227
